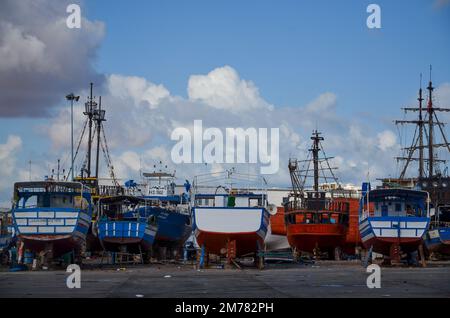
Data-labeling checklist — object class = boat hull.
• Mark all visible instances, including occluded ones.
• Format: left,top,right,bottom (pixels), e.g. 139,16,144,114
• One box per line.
98,220,156,253
359,216,429,255
193,207,269,257
195,231,265,256
133,206,191,248
286,223,346,253
12,208,91,256
424,227,450,255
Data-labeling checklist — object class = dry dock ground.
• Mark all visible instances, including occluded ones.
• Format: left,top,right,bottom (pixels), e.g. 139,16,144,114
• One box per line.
0,261,449,298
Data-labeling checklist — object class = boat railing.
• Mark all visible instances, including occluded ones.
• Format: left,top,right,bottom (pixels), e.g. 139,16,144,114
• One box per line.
192,169,269,209
97,185,125,197
285,199,349,214
431,220,450,228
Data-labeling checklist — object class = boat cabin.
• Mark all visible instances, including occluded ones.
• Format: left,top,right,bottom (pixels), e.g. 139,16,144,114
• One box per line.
13,182,90,210
194,192,267,209
98,196,157,223
285,190,350,225
365,189,428,218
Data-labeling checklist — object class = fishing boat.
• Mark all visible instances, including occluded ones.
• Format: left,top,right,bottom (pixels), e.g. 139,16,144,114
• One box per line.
359,184,430,263
386,69,450,257
0,210,13,260
285,131,361,259
69,83,125,254
96,195,157,259
11,181,93,263
191,169,271,268
419,179,450,255
124,166,191,258
269,206,287,236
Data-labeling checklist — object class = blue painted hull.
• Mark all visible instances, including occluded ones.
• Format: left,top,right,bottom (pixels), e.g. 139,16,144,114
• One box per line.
12,208,92,256
359,216,430,255
424,226,450,255
129,206,191,247
98,220,156,253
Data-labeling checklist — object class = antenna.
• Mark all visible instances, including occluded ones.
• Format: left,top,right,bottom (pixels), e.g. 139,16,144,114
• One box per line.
28,160,32,181
429,64,432,82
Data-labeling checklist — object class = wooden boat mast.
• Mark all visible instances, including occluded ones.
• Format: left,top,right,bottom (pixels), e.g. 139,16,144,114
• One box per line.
396,66,450,180
288,130,339,200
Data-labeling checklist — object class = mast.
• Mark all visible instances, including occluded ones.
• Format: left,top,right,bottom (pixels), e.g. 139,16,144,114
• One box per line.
395,67,450,180
427,66,434,178
94,96,106,185
288,130,339,198
418,74,424,179
311,130,323,192
84,83,96,177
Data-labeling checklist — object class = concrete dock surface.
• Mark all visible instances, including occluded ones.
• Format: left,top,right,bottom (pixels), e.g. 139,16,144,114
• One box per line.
1,261,449,298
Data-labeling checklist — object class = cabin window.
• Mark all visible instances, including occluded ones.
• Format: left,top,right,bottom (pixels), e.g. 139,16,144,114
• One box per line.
20,195,38,208
214,196,224,207
249,198,259,207
395,203,402,212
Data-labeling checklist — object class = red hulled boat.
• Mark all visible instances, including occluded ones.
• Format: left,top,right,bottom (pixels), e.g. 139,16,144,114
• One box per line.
285,131,361,259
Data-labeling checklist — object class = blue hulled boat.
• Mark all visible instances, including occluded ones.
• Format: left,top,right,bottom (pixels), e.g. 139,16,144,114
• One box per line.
417,178,450,256
425,226,450,254
125,170,192,252
96,195,157,256
11,181,93,261
359,184,430,263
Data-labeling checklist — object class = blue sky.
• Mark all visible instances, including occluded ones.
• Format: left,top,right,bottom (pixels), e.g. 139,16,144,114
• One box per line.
86,0,450,117
0,0,449,205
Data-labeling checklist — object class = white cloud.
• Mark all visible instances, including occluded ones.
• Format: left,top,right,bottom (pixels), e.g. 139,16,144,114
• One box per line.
188,65,273,112
0,0,105,117
0,22,50,73
304,92,337,114
0,135,23,196
436,83,450,106
38,65,407,193
108,74,170,109
377,130,397,151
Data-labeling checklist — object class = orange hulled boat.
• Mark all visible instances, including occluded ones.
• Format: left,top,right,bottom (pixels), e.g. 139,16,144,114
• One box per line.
285,131,361,259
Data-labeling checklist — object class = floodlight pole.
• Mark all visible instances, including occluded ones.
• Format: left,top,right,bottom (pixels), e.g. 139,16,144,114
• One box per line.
66,93,79,181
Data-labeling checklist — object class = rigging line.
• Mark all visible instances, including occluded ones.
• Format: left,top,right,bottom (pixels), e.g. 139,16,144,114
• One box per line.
399,125,420,179
300,151,312,191
319,160,328,186
65,118,89,180
319,141,339,186
100,123,118,185
433,112,450,154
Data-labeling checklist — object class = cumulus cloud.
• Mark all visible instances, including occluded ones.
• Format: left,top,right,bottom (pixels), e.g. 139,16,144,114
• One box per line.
377,130,397,151
39,65,405,190
0,135,22,195
435,83,450,106
108,75,171,109
188,65,273,112
0,0,105,117
304,92,337,114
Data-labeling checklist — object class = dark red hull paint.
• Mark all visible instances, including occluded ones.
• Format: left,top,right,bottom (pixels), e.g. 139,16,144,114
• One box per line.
196,231,264,256
363,236,423,255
